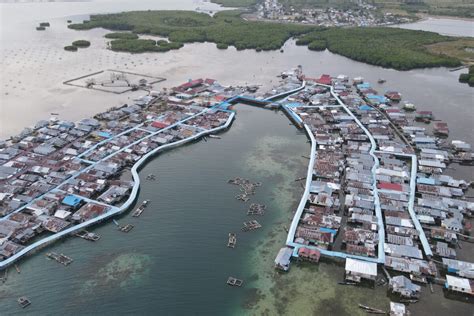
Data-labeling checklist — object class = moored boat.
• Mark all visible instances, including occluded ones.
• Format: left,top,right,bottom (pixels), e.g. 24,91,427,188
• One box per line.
403,102,416,111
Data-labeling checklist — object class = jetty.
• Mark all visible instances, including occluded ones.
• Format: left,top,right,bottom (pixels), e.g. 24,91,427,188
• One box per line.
227,277,243,287
46,252,73,266
227,233,237,248
132,200,150,217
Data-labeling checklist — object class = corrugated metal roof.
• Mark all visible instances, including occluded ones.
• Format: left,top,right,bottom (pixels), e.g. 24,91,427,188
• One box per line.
345,258,377,276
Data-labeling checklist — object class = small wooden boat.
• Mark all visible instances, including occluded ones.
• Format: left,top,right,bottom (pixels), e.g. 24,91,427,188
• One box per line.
132,200,150,217
227,233,236,248
15,264,20,274
358,304,386,314
119,224,134,233
339,281,358,286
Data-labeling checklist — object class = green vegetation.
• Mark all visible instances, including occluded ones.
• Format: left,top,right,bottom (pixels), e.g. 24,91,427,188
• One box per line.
104,32,139,39
426,38,474,64
64,40,90,51
110,39,183,53
216,42,229,49
210,0,257,7
64,45,78,52
69,10,464,70
69,10,313,51
374,0,474,18
296,27,461,69
72,40,91,47
458,65,474,87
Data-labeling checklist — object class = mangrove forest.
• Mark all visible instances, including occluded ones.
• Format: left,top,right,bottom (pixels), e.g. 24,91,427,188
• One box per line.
68,10,464,70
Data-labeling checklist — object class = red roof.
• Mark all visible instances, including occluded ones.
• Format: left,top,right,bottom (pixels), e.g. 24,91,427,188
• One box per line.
316,74,332,85
174,79,204,92
298,247,309,256
377,181,403,192
214,95,226,102
385,91,401,100
151,121,169,129
204,78,216,85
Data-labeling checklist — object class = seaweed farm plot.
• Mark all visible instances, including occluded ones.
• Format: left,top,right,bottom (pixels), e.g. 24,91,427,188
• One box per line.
63,69,166,94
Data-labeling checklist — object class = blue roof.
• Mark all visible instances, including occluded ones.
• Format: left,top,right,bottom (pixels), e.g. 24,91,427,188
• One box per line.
97,131,112,138
359,105,373,111
417,177,436,185
357,83,371,89
62,195,82,207
320,227,337,235
367,94,387,104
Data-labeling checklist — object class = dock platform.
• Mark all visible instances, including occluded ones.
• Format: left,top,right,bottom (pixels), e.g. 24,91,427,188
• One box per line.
17,297,31,308
227,277,243,287
46,252,73,266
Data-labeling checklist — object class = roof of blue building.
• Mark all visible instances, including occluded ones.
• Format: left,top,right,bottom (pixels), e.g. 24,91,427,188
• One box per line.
359,105,373,111
62,195,82,207
97,131,112,138
357,83,371,89
417,177,436,185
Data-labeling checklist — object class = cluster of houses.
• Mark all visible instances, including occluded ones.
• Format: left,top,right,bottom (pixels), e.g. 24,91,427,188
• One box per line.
0,78,236,262
256,0,414,27
274,71,474,303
